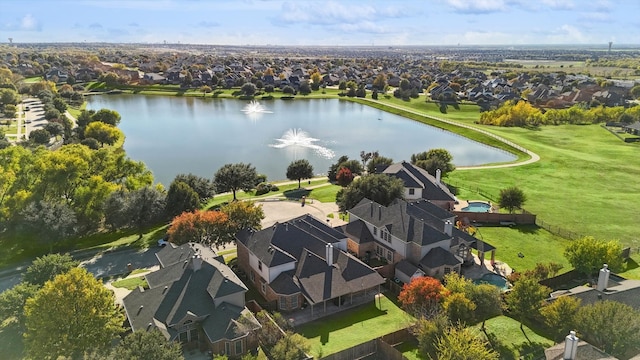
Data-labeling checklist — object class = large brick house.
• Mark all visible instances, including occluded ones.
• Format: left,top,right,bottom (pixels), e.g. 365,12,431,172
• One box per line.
122,243,260,358
378,161,457,210
235,214,385,316
345,198,496,282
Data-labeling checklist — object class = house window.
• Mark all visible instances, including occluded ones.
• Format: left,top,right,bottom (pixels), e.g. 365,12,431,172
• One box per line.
235,339,243,355
225,342,231,355
279,296,287,310
444,267,452,275
376,245,383,257
189,328,199,342
250,271,255,282
179,331,188,343
373,227,377,236
261,281,267,294
291,295,298,309
258,261,263,271
386,250,393,262
408,188,415,195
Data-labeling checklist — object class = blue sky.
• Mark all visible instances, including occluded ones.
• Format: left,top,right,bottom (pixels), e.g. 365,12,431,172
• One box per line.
2,0,639,46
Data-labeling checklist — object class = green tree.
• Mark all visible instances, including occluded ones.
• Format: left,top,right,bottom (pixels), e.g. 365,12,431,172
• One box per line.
336,174,404,212
29,128,51,145
3,104,17,118
505,276,550,330
174,173,215,202
214,163,258,201
220,200,264,233
19,201,78,250
254,310,285,348
298,80,311,95
270,332,311,360
241,83,256,96
564,236,624,276
413,315,449,359
498,186,527,213
44,122,64,137
92,108,121,126
373,73,387,90
469,284,502,329
0,88,20,105
436,326,498,360
0,282,39,328
630,84,640,99
52,97,67,113
166,180,200,218
111,330,184,360
24,268,124,359
84,121,122,146
286,159,314,188
576,300,640,358
367,155,393,174
541,296,581,342
443,292,476,325
23,253,79,286
127,186,167,237
411,148,456,177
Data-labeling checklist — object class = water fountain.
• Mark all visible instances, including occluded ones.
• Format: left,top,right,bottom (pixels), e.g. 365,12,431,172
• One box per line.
241,100,272,114
269,128,335,159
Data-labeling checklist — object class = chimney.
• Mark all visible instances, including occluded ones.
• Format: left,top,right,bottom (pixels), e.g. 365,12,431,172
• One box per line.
378,205,382,220
326,243,334,266
191,254,203,272
563,331,579,360
435,169,441,184
597,264,610,292
444,220,453,236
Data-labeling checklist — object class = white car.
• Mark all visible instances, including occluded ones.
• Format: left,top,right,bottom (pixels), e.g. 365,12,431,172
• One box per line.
158,238,169,247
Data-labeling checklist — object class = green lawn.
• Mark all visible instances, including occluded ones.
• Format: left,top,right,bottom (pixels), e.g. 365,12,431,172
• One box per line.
474,225,572,272
297,294,415,358
111,276,148,290
478,316,554,360
0,321,23,360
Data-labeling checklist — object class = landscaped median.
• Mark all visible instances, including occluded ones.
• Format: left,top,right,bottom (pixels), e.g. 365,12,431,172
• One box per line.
297,294,414,358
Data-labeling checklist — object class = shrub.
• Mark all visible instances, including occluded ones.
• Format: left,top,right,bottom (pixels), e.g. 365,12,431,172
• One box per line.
255,183,272,196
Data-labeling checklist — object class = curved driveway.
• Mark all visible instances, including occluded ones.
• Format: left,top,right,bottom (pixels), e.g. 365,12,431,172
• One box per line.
359,98,540,170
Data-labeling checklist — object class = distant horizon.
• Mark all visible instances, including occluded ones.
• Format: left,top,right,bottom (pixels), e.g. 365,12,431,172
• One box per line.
2,0,639,46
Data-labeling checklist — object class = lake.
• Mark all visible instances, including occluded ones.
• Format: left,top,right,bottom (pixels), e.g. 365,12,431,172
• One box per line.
86,95,515,185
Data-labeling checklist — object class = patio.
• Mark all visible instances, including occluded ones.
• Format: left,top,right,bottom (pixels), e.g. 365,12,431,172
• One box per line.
461,253,513,280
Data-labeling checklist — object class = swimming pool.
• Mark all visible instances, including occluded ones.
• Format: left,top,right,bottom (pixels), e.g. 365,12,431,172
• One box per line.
473,273,509,291
461,201,491,212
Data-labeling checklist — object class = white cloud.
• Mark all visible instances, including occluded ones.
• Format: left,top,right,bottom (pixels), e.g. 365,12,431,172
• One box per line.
545,24,588,43
20,14,41,31
540,0,574,10
445,0,508,13
579,12,612,22
277,1,412,25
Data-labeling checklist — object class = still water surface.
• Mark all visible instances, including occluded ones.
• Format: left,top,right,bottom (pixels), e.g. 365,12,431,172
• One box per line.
86,96,515,185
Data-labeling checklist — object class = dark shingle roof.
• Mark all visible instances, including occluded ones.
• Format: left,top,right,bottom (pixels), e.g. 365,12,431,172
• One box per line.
420,246,462,268
343,220,374,244
395,260,421,278
270,271,300,295
381,161,456,202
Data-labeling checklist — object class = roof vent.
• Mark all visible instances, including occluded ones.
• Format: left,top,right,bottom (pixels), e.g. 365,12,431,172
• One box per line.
137,305,144,315
183,260,188,268
147,322,154,330
163,286,168,294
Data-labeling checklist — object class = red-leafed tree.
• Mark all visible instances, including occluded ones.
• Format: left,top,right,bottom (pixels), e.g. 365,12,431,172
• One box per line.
398,276,449,318
167,210,232,247
336,167,354,187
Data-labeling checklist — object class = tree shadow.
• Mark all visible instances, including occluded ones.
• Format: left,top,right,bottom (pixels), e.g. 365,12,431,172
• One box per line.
283,188,311,200
625,258,639,271
515,224,541,235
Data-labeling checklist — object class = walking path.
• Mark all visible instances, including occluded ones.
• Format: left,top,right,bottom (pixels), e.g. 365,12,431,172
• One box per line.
359,98,540,170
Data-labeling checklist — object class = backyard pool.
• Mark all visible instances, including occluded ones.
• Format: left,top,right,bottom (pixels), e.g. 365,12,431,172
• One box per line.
473,273,509,291
462,201,492,212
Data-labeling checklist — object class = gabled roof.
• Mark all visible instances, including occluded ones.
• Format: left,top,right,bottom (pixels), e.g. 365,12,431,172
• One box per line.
342,219,375,244
123,250,252,343
396,259,422,278
420,246,462,268
380,161,456,202
348,198,454,246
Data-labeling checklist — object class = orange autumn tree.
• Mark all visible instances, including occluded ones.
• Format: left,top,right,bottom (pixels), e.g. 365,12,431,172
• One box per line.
167,210,232,247
398,276,450,318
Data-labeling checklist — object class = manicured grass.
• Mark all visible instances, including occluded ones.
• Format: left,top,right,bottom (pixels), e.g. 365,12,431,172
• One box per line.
307,184,342,203
22,76,42,84
297,294,415,358
111,276,148,290
474,225,572,272
478,316,554,360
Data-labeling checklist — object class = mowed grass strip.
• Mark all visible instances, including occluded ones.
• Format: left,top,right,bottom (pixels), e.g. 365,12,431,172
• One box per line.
298,295,414,358
478,316,554,359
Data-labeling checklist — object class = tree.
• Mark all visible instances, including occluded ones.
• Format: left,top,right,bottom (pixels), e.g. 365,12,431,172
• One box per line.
505,276,550,330
254,310,285,348
298,80,311,95
167,210,232,247
23,253,79,286
92,108,121,126
214,163,258,201
366,155,393,174
286,159,314,188
328,157,364,182
468,284,502,329
336,174,404,212
443,292,476,325
413,315,449,359
85,121,122,146
541,296,581,342
0,282,39,328
270,332,311,360
398,276,449,318
498,186,527,213
111,330,184,360
127,186,167,237
575,301,640,358
220,200,264,233
29,128,51,145
564,236,624,276
373,73,387,90
336,167,354,187
411,149,456,178
165,180,200,218
52,97,67,113
3,104,17,118
435,326,499,360
241,83,256,97
44,122,64,137
19,200,77,250
173,173,216,202
24,268,124,359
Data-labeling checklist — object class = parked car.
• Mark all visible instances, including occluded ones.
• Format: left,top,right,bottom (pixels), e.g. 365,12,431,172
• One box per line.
158,238,169,247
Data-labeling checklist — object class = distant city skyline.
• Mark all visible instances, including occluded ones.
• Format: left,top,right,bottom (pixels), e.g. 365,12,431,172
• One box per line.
2,0,639,46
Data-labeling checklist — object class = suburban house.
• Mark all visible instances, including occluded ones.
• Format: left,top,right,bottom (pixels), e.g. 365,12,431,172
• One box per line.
544,331,617,360
345,198,496,282
377,161,457,211
122,243,260,358
235,214,385,316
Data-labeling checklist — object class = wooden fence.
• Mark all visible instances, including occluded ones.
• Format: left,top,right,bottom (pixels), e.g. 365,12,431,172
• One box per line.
453,210,536,225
